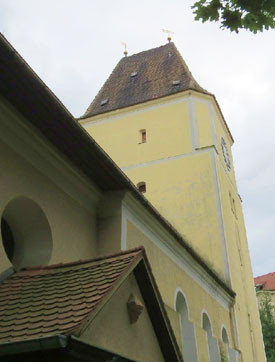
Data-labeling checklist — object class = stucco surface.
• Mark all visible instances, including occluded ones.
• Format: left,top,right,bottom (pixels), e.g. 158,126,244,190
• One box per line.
83,90,266,361
81,273,165,362
126,220,233,361
0,139,97,271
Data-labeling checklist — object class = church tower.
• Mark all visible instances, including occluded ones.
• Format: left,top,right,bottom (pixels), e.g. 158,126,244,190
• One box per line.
80,43,265,361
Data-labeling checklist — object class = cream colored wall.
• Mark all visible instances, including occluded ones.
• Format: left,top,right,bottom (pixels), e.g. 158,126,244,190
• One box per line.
82,94,228,278
213,110,237,189
80,272,165,362
81,91,266,360
125,153,225,277
217,161,266,361
126,220,234,361
195,101,213,148
195,96,265,361
0,139,98,272
96,191,125,256
84,96,191,168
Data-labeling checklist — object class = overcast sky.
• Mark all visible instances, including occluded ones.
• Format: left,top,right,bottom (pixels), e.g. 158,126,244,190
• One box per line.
0,0,274,277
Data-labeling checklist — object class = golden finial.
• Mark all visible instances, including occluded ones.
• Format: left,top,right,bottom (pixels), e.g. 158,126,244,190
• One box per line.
162,29,174,43
122,41,128,56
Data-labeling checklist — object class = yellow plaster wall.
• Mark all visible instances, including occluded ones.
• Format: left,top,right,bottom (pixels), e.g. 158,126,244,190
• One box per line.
82,93,266,361
0,140,97,272
213,111,237,188
217,161,266,361
81,273,165,362
126,153,225,277
84,98,191,168
126,220,234,361
195,101,213,148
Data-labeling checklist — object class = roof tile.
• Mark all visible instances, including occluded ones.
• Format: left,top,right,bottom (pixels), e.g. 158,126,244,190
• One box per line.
254,272,275,290
83,42,209,118
0,248,143,343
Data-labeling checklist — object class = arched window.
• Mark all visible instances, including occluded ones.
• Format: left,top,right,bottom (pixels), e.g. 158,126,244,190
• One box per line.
222,327,238,362
1,196,53,270
175,290,198,362
202,312,221,362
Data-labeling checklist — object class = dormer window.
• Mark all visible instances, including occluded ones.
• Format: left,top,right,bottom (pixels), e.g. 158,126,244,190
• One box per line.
100,98,109,106
131,72,138,77
140,129,146,143
172,80,180,86
137,182,146,193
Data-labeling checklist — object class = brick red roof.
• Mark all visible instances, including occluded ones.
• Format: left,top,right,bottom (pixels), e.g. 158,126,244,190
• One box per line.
83,42,209,118
254,272,275,290
0,248,143,343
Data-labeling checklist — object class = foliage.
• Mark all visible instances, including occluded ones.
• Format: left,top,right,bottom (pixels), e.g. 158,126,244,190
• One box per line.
192,0,275,33
218,340,229,362
257,292,275,362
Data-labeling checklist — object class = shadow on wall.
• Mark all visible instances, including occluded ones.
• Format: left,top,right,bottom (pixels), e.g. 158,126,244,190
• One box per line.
1,196,53,270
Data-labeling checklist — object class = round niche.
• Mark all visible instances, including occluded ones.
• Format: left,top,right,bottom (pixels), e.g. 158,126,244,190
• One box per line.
1,197,53,270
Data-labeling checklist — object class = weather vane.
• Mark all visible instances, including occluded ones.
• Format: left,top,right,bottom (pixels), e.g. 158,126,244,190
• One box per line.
121,41,128,56
162,29,174,43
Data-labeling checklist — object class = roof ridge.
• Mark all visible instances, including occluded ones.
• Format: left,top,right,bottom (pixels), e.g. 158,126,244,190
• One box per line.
21,246,144,272
122,42,172,59
171,44,209,93
83,52,126,118
84,44,172,117
255,272,275,279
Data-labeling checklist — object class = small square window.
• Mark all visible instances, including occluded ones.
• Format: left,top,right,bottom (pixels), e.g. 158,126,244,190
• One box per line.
140,129,146,143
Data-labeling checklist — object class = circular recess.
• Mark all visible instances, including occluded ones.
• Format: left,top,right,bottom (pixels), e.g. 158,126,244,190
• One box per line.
1,197,53,270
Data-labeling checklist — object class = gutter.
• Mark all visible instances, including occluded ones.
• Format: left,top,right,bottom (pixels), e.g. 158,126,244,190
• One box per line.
0,335,68,356
0,335,137,361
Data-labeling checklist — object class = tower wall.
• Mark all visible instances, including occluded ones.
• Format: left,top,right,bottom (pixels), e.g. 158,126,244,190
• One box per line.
81,90,266,361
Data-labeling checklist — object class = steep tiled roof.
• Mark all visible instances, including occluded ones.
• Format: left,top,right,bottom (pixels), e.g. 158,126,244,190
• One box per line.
254,272,275,290
83,42,210,118
0,248,143,343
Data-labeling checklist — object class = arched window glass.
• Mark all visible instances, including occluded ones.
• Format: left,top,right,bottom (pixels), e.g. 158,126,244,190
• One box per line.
202,312,221,362
175,291,198,362
222,327,238,362
220,327,230,361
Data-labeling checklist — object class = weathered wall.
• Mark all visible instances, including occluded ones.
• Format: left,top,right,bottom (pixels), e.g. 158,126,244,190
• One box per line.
126,220,234,362
85,98,191,168
0,99,99,272
0,140,98,270
81,273,165,362
82,90,266,361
